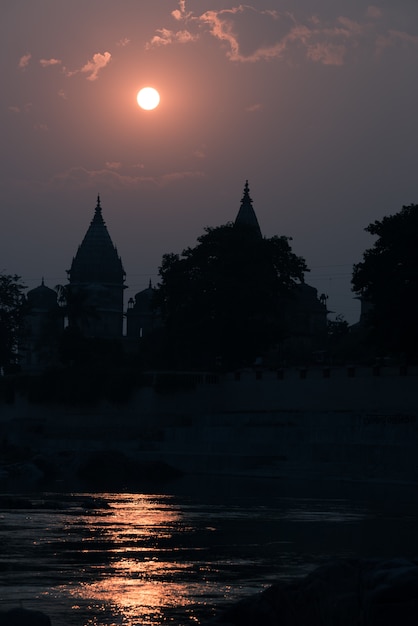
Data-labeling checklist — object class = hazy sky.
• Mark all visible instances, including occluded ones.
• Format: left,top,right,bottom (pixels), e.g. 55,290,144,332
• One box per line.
2,0,418,324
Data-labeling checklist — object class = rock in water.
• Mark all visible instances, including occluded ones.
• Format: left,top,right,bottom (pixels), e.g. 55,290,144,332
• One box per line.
212,558,418,626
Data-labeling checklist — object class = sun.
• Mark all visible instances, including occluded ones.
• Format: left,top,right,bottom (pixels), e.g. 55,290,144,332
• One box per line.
136,87,160,110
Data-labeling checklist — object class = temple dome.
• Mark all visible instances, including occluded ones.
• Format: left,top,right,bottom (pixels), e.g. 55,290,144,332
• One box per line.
133,281,154,311
27,280,59,309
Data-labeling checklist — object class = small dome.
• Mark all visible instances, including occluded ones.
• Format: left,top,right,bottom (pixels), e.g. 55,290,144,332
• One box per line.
132,282,154,312
27,281,59,309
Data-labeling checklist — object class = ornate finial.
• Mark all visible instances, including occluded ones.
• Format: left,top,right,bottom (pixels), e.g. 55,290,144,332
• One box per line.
96,194,102,213
241,180,252,204
41,277,45,286
148,279,152,289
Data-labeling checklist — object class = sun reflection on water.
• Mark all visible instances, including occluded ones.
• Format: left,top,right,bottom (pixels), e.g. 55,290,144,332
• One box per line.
62,493,209,625
0,485,382,625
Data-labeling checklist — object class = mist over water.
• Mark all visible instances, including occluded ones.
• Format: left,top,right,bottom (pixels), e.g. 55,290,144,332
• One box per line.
1,477,417,625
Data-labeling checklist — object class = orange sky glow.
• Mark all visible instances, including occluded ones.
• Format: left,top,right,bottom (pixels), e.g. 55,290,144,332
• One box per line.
2,1,418,323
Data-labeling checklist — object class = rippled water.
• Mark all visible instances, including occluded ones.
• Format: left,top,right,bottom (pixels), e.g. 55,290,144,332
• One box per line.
1,477,417,625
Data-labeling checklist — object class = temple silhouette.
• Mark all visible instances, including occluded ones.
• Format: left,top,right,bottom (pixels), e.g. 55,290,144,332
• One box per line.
67,195,126,339
22,182,328,371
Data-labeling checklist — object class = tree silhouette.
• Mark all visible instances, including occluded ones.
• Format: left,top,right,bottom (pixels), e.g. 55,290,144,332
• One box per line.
0,273,26,371
352,204,418,359
155,223,308,369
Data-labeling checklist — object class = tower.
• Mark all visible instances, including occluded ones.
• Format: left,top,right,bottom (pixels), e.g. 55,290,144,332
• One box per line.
67,196,125,339
234,180,262,237
233,180,328,360
22,279,63,371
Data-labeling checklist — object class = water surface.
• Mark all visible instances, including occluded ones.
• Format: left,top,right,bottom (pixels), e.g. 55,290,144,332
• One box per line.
1,477,417,625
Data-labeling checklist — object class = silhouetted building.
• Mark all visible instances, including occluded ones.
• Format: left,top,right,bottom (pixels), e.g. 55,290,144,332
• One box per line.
22,279,63,371
353,292,373,328
19,185,328,369
235,180,328,361
234,180,262,237
282,282,328,361
67,196,126,338
126,280,161,340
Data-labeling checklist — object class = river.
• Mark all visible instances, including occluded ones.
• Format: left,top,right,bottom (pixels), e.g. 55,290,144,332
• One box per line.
1,476,417,625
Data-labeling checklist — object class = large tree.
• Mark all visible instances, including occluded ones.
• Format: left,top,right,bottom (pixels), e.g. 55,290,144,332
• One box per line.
0,273,26,371
155,223,308,369
352,204,418,358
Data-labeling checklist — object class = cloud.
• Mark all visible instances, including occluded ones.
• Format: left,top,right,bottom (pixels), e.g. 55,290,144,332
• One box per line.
245,103,263,113
66,51,112,81
375,28,418,54
117,37,130,47
336,16,367,37
58,89,67,100
158,171,205,186
8,103,32,114
148,3,417,67
146,28,198,48
80,51,112,81
198,8,243,60
367,6,382,20
171,0,193,20
198,8,357,64
193,145,207,159
51,166,142,190
105,161,122,170
18,54,31,69
50,166,204,191
40,58,62,68
33,123,48,132
306,42,346,66
198,7,276,62
172,0,192,21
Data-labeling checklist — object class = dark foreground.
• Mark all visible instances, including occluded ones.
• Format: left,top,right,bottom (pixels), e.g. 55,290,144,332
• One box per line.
210,558,418,626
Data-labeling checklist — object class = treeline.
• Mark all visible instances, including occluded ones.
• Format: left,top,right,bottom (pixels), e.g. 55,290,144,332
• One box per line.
1,202,418,391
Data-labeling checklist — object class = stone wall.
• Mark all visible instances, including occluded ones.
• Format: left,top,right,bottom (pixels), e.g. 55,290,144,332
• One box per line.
1,366,418,484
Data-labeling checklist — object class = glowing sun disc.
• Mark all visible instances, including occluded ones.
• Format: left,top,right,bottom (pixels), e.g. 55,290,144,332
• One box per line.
137,87,160,110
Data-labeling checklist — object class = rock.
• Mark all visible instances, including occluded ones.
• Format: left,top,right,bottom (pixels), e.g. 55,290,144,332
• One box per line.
211,558,418,626
362,558,418,625
0,608,51,626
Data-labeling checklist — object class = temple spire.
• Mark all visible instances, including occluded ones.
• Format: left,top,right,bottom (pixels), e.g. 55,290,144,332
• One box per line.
242,180,252,204
67,195,125,338
234,180,262,237
92,194,104,224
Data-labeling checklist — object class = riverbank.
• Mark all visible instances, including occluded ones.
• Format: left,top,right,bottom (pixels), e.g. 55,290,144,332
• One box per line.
1,366,418,487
